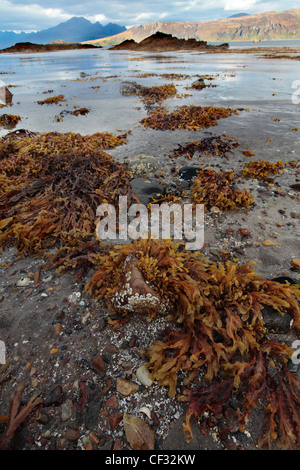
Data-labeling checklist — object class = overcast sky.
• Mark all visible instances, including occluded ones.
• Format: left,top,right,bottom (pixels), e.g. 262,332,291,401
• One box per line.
0,0,298,32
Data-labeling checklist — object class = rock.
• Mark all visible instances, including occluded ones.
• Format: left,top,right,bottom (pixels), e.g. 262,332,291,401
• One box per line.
85,402,101,429
262,306,291,333
239,228,251,237
92,354,106,373
123,412,155,450
178,166,201,181
44,385,64,406
136,365,153,387
61,400,74,422
116,378,139,396
119,81,145,96
105,395,119,410
291,258,300,269
127,154,159,175
109,413,123,430
192,78,205,88
261,239,277,246
65,428,80,442
130,177,164,205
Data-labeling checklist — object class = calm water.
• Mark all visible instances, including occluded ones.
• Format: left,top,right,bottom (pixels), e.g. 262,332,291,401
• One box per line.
0,45,299,141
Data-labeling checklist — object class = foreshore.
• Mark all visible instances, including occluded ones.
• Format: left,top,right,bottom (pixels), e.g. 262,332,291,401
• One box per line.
0,44,299,451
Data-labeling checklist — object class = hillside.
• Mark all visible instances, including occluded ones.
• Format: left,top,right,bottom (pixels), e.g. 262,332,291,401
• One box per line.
0,17,126,49
84,8,300,46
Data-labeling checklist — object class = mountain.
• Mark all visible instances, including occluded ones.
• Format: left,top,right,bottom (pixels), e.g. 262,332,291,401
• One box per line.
228,13,249,18
0,17,126,49
84,9,300,46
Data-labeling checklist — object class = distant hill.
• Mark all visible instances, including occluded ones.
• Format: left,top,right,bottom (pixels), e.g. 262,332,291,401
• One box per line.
84,8,300,46
0,17,126,49
228,13,249,18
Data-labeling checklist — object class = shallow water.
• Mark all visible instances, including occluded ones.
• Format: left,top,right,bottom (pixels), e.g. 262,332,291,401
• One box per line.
0,47,299,158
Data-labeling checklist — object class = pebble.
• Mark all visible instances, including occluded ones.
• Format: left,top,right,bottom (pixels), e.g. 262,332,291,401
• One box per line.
65,429,80,442
291,258,300,269
116,378,139,396
61,400,74,422
92,354,106,372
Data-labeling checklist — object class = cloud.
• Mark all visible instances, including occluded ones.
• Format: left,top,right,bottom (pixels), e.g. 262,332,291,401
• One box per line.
0,0,298,31
0,0,72,30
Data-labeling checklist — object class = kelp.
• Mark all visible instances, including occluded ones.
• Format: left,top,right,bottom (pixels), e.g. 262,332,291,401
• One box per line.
37,94,66,105
0,131,133,257
190,168,254,210
85,238,300,449
0,114,21,129
170,135,239,160
141,105,238,131
138,84,177,108
242,159,285,180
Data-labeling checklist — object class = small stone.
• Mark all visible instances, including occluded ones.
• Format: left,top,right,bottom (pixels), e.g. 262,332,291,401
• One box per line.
105,395,119,410
291,258,300,268
50,348,58,355
112,438,123,450
61,400,73,422
262,239,277,246
92,354,106,373
65,429,80,442
116,378,139,396
109,413,123,430
239,228,250,237
54,323,62,334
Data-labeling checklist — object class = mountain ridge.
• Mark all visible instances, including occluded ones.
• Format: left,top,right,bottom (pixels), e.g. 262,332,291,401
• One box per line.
0,17,126,49
84,9,300,46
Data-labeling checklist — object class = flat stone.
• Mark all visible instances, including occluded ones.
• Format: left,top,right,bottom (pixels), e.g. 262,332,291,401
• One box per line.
130,177,164,205
127,154,159,175
116,378,139,396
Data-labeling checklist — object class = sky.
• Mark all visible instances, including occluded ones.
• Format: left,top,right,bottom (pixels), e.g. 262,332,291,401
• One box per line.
0,0,299,32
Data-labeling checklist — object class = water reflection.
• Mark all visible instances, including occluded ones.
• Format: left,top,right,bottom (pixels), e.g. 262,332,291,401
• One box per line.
0,47,299,137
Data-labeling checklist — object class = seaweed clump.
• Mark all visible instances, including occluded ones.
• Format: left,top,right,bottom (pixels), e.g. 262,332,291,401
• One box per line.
170,135,239,160
37,94,66,105
242,159,285,180
85,238,300,449
190,168,254,210
141,105,238,131
0,131,133,257
138,83,177,108
0,114,21,129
